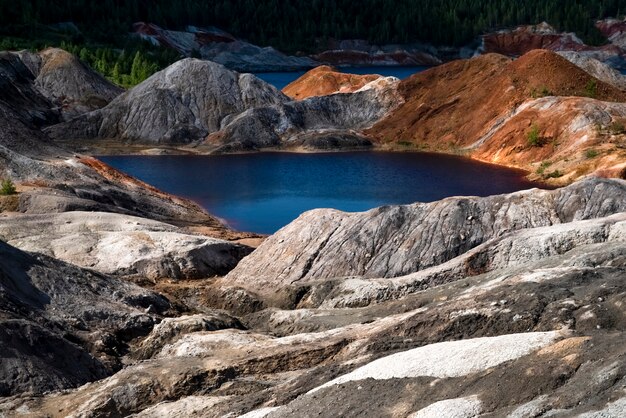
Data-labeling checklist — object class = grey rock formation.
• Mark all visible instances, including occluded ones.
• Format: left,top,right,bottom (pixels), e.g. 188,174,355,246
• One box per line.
47,59,288,144
202,76,401,151
0,212,252,280
0,240,169,396
2,178,626,416
0,52,58,127
558,51,626,90
1,48,122,125
32,48,123,119
46,59,401,150
6,214,626,416
225,178,626,296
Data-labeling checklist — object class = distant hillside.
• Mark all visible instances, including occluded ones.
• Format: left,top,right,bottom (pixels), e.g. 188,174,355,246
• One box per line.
0,0,623,53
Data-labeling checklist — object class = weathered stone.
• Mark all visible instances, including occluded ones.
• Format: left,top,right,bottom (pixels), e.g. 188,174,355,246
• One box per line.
0,241,169,396
0,211,252,280
225,178,626,296
46,59,288,144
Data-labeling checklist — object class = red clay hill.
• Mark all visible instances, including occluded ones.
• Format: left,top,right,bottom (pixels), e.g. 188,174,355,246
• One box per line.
282,65,382,100
366,49,626,184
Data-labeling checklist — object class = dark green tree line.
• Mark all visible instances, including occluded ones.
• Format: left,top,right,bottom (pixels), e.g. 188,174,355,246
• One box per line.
0,0,622,52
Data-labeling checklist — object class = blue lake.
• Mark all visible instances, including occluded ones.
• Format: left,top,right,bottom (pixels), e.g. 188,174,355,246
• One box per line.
254,66,428,90
100,152,543,234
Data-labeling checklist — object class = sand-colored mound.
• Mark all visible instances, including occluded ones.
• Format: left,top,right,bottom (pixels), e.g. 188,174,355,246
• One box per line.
283,65,382,99
367,49,626,183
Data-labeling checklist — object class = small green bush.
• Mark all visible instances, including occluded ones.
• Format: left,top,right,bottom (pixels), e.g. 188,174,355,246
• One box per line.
536,161,552,175
0,178,16,195
585,79,597,98
585,149,599,159
527,123,541,147
545,170,563,179
530,85,553,99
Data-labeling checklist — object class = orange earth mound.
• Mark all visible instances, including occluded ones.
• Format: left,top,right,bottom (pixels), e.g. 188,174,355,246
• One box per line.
282,65,382,100
366,49,626,184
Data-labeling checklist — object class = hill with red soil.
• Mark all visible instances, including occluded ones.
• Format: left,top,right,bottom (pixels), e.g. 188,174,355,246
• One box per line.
282,66,382,100
366,49,626,183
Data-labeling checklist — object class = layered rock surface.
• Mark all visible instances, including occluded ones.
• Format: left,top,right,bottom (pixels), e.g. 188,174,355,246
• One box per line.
3,179,626,417
224,178,626,298
0,212,252,280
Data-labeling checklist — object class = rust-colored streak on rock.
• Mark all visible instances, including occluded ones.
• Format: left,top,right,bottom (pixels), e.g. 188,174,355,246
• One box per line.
282,65,381,100
78,156,186,206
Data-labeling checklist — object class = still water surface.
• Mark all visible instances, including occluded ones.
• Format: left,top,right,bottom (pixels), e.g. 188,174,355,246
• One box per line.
101,152,542,234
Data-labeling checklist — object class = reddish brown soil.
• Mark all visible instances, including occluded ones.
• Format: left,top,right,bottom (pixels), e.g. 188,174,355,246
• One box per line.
596,19,626,39
482,23,623,57
282,65,381,100
366,49,626,183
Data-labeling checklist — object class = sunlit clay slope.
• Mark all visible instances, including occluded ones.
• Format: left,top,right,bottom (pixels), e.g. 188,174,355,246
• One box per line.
282,65,383,99
366,49,626,184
